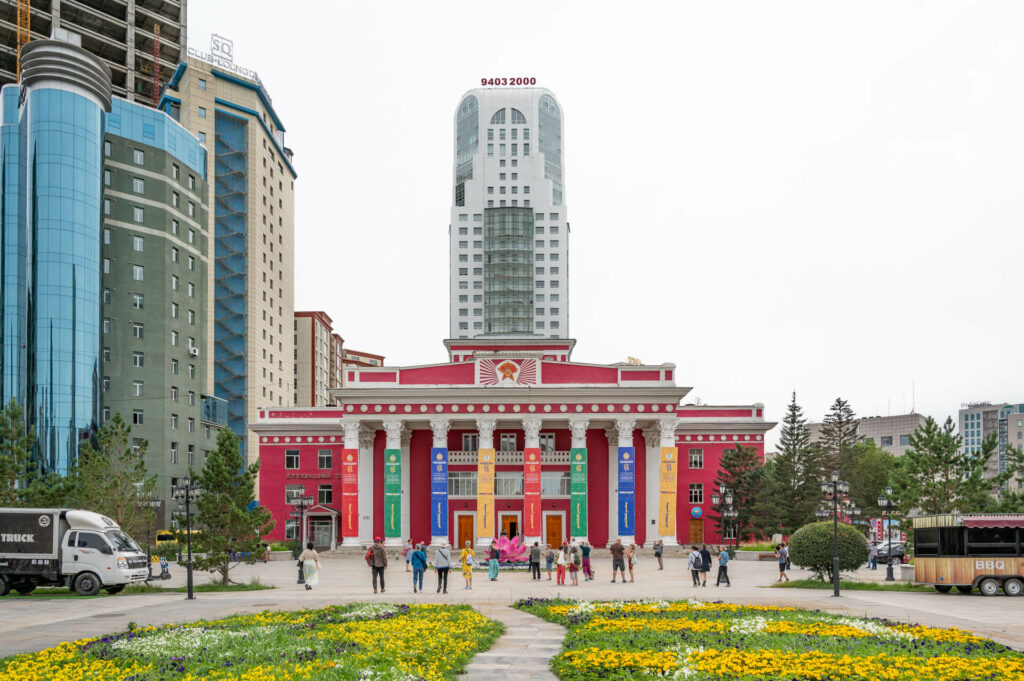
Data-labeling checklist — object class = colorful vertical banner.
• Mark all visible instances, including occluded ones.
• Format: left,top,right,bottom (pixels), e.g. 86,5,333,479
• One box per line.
570,447,588,538
524,448,541,537
341,448,359,537
383,449,402,538
617,446,635,536
657,446,678,537
476,448,495,538
430,447,448,538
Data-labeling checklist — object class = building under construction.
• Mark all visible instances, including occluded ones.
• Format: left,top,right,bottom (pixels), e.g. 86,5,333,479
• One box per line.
0,0,186,105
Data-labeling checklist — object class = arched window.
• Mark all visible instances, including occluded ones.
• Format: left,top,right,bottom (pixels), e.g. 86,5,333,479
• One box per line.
490,108,506,125
510,108,527,124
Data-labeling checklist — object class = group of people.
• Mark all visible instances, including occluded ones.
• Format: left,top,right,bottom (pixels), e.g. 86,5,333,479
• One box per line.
523,540,596,584
687,543,731,587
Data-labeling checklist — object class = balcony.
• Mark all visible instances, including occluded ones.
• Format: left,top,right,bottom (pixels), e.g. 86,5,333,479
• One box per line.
448,450,570,465
201,394,228,426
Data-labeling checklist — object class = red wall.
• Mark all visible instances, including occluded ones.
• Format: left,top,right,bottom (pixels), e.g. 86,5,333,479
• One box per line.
633,429,646,546
258,441,343,542
410,430,431,543
373,429,385,540
586,428,609,548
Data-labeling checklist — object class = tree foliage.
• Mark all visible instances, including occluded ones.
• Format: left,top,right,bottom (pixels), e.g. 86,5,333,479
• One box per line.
713,444,764,543
762,392,828,535
191,428,275,585
843,440,897,519
788,521,869,581
819,397,859,477
0,399,35,506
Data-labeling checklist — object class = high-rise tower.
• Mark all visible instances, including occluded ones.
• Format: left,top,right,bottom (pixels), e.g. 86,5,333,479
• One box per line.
449,88,568,339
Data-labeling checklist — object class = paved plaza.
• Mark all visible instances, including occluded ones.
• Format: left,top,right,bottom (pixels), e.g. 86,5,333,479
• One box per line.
1,556,1022,666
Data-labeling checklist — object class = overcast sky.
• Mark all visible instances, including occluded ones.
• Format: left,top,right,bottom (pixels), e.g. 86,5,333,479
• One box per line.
190,1,1023,448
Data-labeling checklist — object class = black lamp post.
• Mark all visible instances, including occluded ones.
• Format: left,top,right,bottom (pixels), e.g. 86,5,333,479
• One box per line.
711,485,738,554
289,495,315,584
820,471,851,598
877,485,897,582
171,478,201,600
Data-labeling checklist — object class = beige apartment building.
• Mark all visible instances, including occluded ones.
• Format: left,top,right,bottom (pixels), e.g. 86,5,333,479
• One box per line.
160,54,296,464
293,311,385,405
808,413,927,457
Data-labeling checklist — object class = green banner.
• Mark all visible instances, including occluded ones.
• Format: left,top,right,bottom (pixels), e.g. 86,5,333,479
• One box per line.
384,448,401,538
570,447,588,538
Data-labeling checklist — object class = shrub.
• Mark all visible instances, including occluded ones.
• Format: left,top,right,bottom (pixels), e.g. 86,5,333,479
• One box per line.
788,521,869,581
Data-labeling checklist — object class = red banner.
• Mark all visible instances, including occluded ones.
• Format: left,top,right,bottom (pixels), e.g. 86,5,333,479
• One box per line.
341,449,359,537
524,447,541,537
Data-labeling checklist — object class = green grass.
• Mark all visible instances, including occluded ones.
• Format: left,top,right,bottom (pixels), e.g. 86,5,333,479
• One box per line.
4,578,273,598
736,542,779,552
769,578,935,592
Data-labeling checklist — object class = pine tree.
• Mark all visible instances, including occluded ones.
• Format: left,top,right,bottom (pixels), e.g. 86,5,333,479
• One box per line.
765,393,826,534
713,444,765,543
819,397,859,478
0,399,35,505
192,428,275,585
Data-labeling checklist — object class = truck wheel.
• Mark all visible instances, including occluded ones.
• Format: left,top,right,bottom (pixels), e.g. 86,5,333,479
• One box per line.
979,578,1000,597
1003,578,1023,597
74,572,102,597
0,578,9,597
955,585,973,594
934,585,952,593
14,584,36,595
104,585,125,595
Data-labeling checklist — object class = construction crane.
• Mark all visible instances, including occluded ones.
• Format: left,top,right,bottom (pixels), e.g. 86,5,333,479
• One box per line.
16,0,30,80
152,23,161,106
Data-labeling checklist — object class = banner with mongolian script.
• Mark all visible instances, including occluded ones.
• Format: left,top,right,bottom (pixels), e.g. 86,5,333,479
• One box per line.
570,448,588,538
384,449,401,538
476,448,495,538
658,447,678,537
431,448,448,538
341,449,359,537
524,448,541,537
617,447,635,536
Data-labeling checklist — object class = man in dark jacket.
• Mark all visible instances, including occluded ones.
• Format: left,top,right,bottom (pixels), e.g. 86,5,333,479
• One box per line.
371,537,388,593
699,544,712,586
529,542,542,580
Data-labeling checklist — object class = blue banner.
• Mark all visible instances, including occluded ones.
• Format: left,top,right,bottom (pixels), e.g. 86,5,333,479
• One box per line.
617,446,635,536
430,447,448,537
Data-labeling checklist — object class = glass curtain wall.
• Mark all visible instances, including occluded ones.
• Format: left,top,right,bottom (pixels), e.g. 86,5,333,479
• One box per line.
538,94,563,206
484,207,534,335
1,88,28,410
454,95,478,207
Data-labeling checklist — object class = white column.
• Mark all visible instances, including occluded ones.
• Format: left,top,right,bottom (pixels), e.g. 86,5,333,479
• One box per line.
522,416,543,545
604,426,617,548
476,419,496,546
616,418,637,546
383,419,404,547
400,426,412,546
569,418,589,545
643,426,659,548
430,419,452,546
341,420,362,547
659,417,681,546
357,427,375,545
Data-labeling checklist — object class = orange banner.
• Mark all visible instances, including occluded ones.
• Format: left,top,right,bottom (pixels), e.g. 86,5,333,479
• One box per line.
476,448,495,538
658,446,678,536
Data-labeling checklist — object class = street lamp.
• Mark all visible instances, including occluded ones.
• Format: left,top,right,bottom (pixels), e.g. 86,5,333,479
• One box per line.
711,485,738,554
820,470,850,598
877,485,897,582
288,495,315,584
171,478,201,600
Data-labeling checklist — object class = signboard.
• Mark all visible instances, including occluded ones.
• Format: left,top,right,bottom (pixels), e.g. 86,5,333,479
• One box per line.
383,449,401,538
476,449,495,538
0,510,57,557
658,447,678,536
617,447,635,536
570,448,588,537
430,448,449,538
869,518,902,542
186,34,262,85
340,449,358,537
524,448,541,537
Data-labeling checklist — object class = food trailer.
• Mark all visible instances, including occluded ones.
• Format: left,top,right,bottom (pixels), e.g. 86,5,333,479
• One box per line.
912,513,1024,596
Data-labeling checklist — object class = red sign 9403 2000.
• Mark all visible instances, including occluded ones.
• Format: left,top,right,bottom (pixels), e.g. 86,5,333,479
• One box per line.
481,77,536,87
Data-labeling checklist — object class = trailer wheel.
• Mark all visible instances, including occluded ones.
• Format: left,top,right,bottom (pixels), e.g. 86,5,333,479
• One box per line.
934,585,952,593
104,585,125,595
74,572,102,597
0,578,9,597
1003,578,1023,597
955,585,973,594
14,583,35,595
978,578,1000,597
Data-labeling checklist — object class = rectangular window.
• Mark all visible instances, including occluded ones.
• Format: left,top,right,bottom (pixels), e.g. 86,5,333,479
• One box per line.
170,386,178,401
188,228,195,244
187,391,195,406
188,175,196,190
285,485,305,504
133,149,145,165
285,450,300,469
131,322,143,339
133,207,144,223
540,471,570,496
188,282,195,297
495,471,524,496
317,484,333,504
689,448,704,469
448,471,478,497
487,143,493,156
188,446,195,467
104,140,112,156
170,413,178,429
171,330,178,346
689,483,703,504
132,265,144,281
172,192,179,207
171,302,179,318
187,418,195,433
132,409,143,425
187,255,195,271
104,169,111,186
132,235,144,251
170,443,178,464
132,352,144,368
172,164,180,180
899,434,910,446
103,317,111,333
499,143,506,156
523,143,529,155
132,177,145,193
318,450,332,469
188,309,195,325
462,433,479,451
103,288,111,304
102,376,110,392
171,359,178,374
172,220,179,235
198,132,206,144
132,380,143,397
198,107,207,119
880,435,893,446
103,198,111,215
198,78,207,90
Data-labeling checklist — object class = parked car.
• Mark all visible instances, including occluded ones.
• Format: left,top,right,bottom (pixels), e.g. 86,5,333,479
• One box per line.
875,540,906,563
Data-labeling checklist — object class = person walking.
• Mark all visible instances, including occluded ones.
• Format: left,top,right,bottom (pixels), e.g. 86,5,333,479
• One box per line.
529,542,542,580
687,545,702,586
654,540,664,570
783,542,791,571
460,541,475,590
869,542,878,570
699,544,712,586
371,536,388,594
298,542,320,591
776,544,790,582
487,541,500,581
581,541,594,581
403,539,412,573
628,543,639,583
434,542,451,594
555,543,568,585
544,544,555,580
609,537,627,583
715,547,731,586
411,542,427,593
569,542,581,585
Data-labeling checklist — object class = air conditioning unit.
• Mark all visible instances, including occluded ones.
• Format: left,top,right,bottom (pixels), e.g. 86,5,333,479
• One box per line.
189,347,199,357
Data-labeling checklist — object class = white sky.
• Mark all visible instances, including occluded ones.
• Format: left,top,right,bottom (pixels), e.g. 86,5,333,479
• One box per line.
190,1,1024,448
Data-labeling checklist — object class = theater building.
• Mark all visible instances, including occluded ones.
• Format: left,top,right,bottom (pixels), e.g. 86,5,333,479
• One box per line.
253,338,773,550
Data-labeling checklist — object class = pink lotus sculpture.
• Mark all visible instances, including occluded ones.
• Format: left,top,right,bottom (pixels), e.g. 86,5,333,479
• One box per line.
494,535,529,562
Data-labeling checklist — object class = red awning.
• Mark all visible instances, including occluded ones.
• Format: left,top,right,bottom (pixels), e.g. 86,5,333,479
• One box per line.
963,515,1024,529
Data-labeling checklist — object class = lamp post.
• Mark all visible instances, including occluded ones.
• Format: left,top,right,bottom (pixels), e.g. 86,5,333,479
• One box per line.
711,485,738,554
171,478,201,600
877,485,897,582
820,471,850,598
288,495,315,584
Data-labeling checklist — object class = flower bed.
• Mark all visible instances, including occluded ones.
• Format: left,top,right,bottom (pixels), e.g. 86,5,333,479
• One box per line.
515,597,1024,680
0,603,502,681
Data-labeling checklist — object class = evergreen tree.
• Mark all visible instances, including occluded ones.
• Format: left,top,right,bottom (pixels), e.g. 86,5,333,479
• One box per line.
844,439,897,518
0,399,35,506
765,392,827,534
192,428,274,585
712,444,765,543
819,398,859,477
992,443,1024,512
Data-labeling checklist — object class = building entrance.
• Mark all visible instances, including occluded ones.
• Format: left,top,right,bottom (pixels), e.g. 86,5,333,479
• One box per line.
457,514,475,549
545,514,563,548
500,513,519,539
689,519,704,545
311,520,332,549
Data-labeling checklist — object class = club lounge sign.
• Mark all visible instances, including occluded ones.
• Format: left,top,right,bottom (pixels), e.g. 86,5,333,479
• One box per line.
187,34,263,85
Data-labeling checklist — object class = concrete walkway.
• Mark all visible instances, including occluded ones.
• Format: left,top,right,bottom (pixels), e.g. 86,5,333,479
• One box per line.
461,605,563,681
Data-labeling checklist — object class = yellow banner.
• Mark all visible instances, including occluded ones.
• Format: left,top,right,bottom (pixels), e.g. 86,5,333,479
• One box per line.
476,448,496,538
658,446,678,536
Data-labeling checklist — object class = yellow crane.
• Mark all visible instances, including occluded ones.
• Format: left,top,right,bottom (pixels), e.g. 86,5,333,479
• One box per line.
16,0,31,80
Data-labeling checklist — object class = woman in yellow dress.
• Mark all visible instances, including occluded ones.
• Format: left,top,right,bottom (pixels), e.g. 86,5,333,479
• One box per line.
460,540,475,590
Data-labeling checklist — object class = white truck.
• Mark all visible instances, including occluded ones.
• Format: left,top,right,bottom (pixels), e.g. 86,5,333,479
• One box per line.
0,508,150,596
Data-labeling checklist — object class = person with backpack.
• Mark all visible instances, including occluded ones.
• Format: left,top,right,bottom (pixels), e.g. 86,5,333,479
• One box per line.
687,545,702,586
411,542,427,593
654,539,664,570
369,537,388,594
460,540,475,589
433,542,451,594
544,544,555,580
555,543,568,585
568,542,581,585
776,543,790,582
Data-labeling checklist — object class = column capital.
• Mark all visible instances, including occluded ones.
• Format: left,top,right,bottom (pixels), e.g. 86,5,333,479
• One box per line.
614,418,637,444
658,417,680,442
358,426,375,450
475,419,497,440
642,426,659,449
342,420,361,443
521,417,543,441
429,419,451,445
568,418,589,442
382,419,403,442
